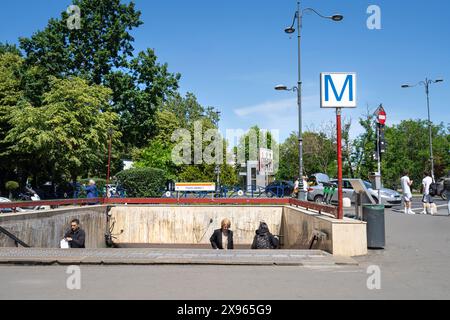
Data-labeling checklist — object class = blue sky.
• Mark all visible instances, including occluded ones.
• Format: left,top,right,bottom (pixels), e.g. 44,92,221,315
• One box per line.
1,0,449,143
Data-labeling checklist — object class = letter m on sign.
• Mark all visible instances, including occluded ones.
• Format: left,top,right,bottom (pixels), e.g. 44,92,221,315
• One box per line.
320,73,357,108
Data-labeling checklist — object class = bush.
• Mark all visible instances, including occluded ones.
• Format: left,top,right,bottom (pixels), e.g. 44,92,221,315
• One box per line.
116,168,167,197
5,181,19,191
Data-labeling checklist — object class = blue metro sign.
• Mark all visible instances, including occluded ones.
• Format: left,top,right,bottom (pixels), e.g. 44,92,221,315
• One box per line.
320,72,357,108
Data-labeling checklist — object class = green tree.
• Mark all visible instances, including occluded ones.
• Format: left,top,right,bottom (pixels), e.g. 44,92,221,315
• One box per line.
352,110,377,180
4,77,121,183
0,42,21,56
0,53,25,191
381,120,449,189
20,0,143,84
106,49,180,150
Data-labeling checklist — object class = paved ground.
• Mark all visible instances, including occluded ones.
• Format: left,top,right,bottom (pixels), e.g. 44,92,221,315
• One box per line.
0,202,449,300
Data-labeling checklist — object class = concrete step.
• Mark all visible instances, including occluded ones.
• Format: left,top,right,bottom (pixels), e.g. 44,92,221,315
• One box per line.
0,248,358,266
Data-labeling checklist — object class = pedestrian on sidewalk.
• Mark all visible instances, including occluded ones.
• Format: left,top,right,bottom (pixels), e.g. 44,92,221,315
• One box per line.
421,171,434,214
400,171,415,214
292,176,299,198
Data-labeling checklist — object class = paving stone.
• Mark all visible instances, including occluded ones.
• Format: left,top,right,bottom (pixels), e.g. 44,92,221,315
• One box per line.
0,248,356,266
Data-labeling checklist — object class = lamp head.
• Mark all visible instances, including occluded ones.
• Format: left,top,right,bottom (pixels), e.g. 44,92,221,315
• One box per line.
284,27,296,34
275,85,288,91
331,14,344,22
401,84,410,88
434,79,444,83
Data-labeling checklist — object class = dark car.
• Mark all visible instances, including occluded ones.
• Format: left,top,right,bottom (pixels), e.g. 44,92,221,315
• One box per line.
435,174,449,200
265,181,294,198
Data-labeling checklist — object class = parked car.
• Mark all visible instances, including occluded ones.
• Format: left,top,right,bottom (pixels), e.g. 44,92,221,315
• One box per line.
0,197,24,213
307,178,402,207
265,181,294,198
435,173,450,200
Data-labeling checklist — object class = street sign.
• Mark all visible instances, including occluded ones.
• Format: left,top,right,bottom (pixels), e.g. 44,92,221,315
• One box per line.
175,183,216,192
375,105,387,125
258,148,273,174
320,72,357,108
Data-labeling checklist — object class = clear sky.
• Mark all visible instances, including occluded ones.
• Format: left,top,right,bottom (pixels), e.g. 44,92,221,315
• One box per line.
1,0,449,143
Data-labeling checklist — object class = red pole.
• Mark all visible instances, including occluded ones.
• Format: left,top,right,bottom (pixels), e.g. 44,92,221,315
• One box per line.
336,108,343,220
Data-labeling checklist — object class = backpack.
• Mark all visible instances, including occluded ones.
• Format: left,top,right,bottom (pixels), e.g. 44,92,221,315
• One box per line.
429,183,438,197
255,234,272,249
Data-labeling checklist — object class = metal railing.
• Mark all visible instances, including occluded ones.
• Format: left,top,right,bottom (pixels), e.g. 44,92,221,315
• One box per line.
0,197,339,218
0,226,30,248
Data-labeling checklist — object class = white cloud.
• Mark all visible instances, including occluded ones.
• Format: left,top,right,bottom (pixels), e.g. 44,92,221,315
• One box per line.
234,98,297,117
231,96,369,142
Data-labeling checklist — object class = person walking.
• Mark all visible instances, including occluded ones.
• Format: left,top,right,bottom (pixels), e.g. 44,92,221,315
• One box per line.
292,177,299,198
400,171,415,214
421,171,434,215
210,218,234,250
301,175,309,201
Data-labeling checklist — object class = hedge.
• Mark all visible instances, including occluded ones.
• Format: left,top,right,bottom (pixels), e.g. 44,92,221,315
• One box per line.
115,168,167,197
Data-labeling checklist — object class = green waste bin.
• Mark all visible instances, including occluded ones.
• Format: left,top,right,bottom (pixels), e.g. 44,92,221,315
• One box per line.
362,204,385,249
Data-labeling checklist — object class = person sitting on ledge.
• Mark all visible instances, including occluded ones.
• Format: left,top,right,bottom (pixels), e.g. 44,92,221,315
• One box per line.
64,219,86,248
210,218,234,250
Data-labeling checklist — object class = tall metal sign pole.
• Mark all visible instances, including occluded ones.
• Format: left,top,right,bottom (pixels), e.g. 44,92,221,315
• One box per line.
375,105,387,204
336,108,343,218
321,73,357,220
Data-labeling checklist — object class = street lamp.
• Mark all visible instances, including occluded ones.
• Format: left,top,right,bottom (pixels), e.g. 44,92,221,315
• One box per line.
276,2,343,201
401,78,444,181
106,128,113,198
214,110,221,194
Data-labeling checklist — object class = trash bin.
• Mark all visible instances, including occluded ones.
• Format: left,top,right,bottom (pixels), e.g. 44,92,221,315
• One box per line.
362,204,385,249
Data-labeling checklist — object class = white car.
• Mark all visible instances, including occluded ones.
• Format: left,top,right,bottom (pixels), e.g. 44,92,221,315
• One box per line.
0,197,24,213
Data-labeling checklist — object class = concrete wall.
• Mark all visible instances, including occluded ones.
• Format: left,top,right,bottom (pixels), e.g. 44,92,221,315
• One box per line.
282,206,367,256
110,206,283,246
0,204,367,256
0,206,107,248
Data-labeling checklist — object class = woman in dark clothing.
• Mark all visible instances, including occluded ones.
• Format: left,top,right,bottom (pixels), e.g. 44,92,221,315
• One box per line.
210,218,234,250
251,222,279,249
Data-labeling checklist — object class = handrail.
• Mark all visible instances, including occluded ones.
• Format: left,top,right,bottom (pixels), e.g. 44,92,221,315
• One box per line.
0,198,104,210
0,226,31,247
0,197,338,218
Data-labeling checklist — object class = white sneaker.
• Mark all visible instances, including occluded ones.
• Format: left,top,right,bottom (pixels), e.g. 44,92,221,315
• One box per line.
408,210,415,215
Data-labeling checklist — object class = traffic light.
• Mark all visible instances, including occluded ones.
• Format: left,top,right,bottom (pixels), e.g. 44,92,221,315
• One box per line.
379,125,386,154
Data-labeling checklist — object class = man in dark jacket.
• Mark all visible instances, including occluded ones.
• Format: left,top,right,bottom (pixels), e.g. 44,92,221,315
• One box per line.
251,222,279,249
64,219,86,248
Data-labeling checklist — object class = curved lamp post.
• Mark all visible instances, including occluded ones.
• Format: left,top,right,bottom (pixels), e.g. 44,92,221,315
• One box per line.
275,2,343,202
401,78,444,181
